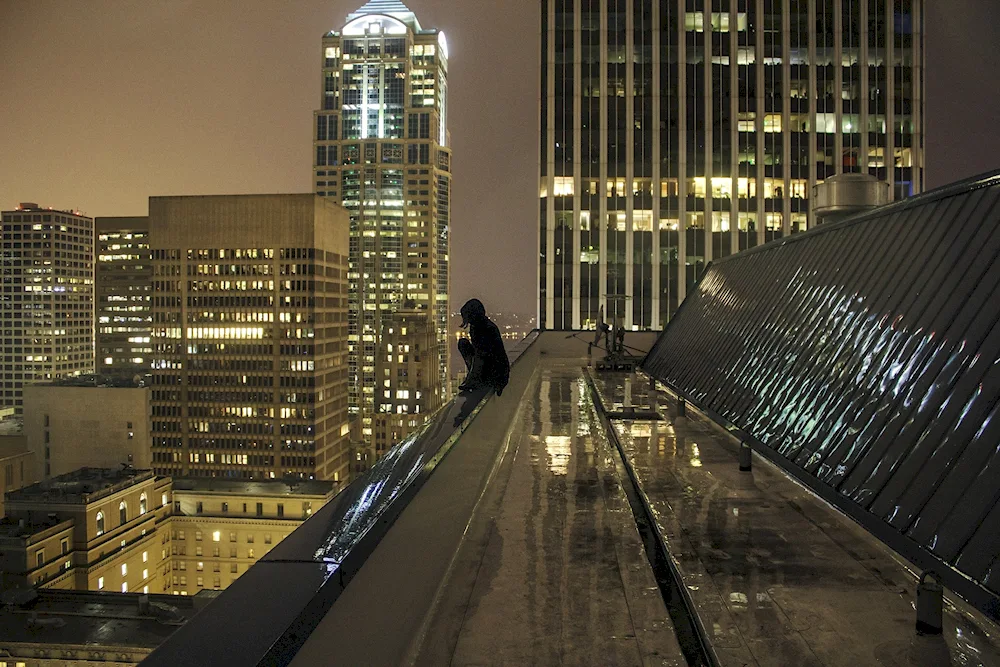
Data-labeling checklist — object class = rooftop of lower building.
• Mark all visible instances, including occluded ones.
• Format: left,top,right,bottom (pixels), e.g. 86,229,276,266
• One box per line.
0,589,205,648
6,467,157,505
171,477,338,498
28,373,151,389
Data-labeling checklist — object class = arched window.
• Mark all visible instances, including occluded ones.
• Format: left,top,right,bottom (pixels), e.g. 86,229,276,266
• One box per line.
96,511,105,536
139,493,147,515
119,501,128,525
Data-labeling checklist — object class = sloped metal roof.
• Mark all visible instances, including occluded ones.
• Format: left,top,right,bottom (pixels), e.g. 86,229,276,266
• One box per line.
643,169,1000,620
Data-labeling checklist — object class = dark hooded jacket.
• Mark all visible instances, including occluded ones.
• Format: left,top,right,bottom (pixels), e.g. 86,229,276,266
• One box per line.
460,299,510,395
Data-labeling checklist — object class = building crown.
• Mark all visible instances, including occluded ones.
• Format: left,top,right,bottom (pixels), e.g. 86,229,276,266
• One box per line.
346,0,420,30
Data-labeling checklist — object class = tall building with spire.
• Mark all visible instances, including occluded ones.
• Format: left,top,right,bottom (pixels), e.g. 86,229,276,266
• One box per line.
539,0,924,331
313,0,451,459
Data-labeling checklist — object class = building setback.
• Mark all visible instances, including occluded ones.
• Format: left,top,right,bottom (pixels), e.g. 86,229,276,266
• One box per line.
314,0,451,453
96,216,152,375
148,194,351,482
539,0,924,330
1,204,94,414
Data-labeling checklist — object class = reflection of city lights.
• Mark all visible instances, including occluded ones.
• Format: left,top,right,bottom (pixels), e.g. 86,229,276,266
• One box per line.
545,435,572,475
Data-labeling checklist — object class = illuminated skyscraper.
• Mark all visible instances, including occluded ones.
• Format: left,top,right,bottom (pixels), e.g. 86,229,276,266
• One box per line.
96,216,152,375
148,195,351,483
1,204,94,415
539,0,924,330
313,0,450,457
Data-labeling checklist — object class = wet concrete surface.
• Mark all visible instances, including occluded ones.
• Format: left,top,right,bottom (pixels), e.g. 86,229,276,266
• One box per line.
591,371,1000,667
417,361,684,666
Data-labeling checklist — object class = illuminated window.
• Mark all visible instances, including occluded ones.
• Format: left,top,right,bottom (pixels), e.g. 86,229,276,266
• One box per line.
142,551,148,563
96,511,105,536
119,501,127,525
121,563,127,576
98,576,104,590
139,493,147,515
122,582,128,592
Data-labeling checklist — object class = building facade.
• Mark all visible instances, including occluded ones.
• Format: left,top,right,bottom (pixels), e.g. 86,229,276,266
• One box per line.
1,204,94,414
0,468,172,594
539,0,924,330
96,216,152,375
148,195,351,482
168,478,336,596
313,0,451,453
370,303,443,462
0,437,34,517
22,376,152,479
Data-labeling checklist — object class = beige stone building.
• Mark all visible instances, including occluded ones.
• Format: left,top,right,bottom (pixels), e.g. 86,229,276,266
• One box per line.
148,194,351,483
168,478,337,596
0,467,336,600
22,376,151,479
0,468,172,594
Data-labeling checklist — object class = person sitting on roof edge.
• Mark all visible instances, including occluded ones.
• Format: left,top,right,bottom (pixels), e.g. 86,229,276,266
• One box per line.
457,298,510,396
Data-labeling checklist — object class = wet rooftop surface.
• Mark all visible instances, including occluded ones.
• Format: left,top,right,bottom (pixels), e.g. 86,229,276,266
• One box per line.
590,372,1000,667
414,361,685,666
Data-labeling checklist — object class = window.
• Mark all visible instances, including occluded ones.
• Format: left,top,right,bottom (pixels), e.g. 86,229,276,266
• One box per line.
178,530,185,540
246,535,254,544
162,493,168,507
197,562,204,571
230,563,238,573
213,576,221,588
277,504,284,518
212,531,220,542
64,559,71,570
197,502,204,514
195,530,202,541
96,511,105,536
256,502,263,517
230,547,237,558
248,548,255,559
122,582,128,593
60,538,68,555
197,576,204,587
98,576,104,589
221,502,229,513
121,563,128,576
195,546,203,556
142,568,148,579
35,549,44,568
142,551,148,562
264,534,272,545
139,493,147,515
119,501,128,525
229,531,237,542
212,547,220,557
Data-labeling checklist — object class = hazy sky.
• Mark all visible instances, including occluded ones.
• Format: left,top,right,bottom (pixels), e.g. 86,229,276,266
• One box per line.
1,1,998,317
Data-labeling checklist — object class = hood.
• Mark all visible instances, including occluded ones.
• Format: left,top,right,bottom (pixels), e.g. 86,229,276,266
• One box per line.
460,298,487,328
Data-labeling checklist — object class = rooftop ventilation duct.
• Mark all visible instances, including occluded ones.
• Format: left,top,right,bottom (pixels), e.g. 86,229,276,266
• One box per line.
812,173,890,225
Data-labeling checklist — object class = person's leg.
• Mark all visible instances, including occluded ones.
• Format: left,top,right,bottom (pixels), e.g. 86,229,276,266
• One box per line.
458,338,475,371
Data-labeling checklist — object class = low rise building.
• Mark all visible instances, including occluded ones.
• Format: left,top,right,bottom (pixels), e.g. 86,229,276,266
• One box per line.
0,467,337,599
0,588,205,666
22,375,151,478
0,467,172,593
168,477,337,595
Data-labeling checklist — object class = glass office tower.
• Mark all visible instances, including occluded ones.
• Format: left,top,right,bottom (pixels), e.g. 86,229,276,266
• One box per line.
539,0,923,330
314,0,451,454
96,217,152,375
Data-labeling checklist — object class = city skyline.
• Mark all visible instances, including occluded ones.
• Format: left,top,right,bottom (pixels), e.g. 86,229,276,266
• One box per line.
1,0,999,318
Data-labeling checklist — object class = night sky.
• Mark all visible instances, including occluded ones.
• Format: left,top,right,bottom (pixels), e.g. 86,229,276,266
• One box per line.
1,1,998,318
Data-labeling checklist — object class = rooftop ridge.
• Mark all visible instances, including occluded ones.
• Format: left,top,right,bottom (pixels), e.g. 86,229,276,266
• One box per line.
347,0,414,20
